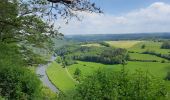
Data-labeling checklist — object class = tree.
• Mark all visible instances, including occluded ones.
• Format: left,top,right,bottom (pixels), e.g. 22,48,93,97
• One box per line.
0,43,42,99
74,68,81,81
74,69,167,100
0,66,41,99
0,0,102,64
56,56,62,63
141,44,146,49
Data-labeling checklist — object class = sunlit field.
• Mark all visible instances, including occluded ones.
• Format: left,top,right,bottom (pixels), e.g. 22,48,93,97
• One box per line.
106,41,142,48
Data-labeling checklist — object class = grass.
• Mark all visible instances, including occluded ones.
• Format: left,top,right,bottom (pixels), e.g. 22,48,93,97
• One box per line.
105,40,142,48
50,40,170,98
46,62,77,93
128,41,170,54
112,61,170,78
68,61,114,79
68,61,170,79
81,43,104,47
129,53,168,62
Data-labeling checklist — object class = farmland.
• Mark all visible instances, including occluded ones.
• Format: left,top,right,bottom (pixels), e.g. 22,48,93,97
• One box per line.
46,40,170,99
46,62,77,93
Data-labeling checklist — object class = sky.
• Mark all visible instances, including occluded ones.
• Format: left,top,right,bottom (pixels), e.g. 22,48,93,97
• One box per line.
55,0,170,35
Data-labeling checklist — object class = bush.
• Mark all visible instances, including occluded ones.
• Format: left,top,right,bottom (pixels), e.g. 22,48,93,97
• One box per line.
74,68,81,81
74,69,167,100
98,42,110,47
0,66,41,99
161,60,166,63
56,56,62,63
141,44,146,49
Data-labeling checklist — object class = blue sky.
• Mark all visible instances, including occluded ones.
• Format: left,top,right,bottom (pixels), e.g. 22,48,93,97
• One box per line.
94,0,170,15
56,0,170,35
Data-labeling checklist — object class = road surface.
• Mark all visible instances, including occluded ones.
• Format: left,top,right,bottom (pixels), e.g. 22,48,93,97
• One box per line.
36,56,59,93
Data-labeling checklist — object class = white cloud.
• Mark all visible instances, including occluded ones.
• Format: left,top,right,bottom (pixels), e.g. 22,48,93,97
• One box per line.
55,2,170,35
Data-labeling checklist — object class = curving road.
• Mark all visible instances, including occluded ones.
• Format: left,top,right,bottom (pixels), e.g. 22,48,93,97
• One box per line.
36,56,59,93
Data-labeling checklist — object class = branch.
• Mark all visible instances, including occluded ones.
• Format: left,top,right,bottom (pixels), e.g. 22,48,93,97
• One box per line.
47,0,73,4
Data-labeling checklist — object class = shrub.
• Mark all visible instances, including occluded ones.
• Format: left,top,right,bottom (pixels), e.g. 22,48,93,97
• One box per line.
141,44,146,49
74,69,167,100
161,60,166,63
0,66,41,99
74,68,81,81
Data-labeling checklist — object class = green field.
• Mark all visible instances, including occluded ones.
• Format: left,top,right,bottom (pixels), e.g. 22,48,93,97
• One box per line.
46,62,77,93
128,41,170,54
129,53,168,62
68,61,170,80
106,40,142,48
81,43,104,47
47,40,170,97
68,61,114,79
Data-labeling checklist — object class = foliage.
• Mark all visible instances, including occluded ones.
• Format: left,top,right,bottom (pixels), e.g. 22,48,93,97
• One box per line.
56,45,129,65
98,41,110,47
74,68,81,81
41,86,58,100
165,71,170,80
56,56,62,63
74,69,167,100
0,66,41,99
161,41,170,49
141,44,146,49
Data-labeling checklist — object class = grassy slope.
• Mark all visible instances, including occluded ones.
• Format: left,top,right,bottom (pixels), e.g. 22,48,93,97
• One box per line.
68,61,170,79
129,53,168,62
106,40,142,48
49,40,170,97
81,43,104,47
68,61,114,79
46,62,76,93
128,41,170,54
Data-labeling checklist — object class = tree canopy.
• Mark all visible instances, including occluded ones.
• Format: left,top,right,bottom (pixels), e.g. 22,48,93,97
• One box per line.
74,69,167,100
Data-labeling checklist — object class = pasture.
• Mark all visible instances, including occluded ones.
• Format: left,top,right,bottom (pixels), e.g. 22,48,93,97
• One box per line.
128,41,170,54
105,40,142,48
81,43,104,47
68,61,170,80
48,40,170,97
46,62,76,93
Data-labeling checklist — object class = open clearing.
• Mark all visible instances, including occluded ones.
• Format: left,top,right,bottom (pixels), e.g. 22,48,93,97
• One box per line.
81,43,104,47
105,40,142,48
129,53,168,62
128,41,170,54
68,61,170,80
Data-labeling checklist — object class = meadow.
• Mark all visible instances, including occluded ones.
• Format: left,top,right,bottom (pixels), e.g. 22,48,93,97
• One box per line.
46,62,77,93
106,40,142,48
47,40,170,97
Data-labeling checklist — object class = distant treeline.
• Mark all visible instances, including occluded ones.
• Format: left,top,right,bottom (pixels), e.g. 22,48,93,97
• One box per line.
65,33,170,42
56,45,129,65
